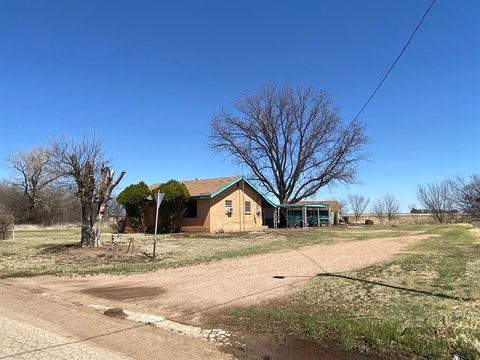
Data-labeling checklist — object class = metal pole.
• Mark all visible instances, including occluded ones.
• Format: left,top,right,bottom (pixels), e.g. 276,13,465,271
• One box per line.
303,206,306,228
153,190,164,259
153,203,159,259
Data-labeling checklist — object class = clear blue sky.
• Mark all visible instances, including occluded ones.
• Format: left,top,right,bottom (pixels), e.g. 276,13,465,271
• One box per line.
0,0,478,211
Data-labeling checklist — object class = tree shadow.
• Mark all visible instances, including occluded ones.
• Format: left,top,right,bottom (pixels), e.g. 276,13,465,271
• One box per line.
37,243,80,254
273,273,475,302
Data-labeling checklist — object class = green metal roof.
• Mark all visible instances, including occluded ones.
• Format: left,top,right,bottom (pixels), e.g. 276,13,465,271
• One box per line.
277,203,329,209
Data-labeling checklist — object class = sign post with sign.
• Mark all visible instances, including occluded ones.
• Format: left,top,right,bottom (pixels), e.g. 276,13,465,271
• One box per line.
153,191,165,259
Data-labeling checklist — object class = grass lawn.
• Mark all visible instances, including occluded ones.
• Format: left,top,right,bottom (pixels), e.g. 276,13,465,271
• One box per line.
0,225,419,278
219,224,480,359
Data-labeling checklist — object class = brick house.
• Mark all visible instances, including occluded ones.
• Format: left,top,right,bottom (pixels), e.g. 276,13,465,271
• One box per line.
146,176,276,233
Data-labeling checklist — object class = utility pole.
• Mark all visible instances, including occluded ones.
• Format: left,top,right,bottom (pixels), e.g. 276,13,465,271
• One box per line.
153,191,165,259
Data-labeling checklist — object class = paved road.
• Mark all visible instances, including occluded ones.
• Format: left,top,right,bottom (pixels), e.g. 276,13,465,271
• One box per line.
0,315,129,360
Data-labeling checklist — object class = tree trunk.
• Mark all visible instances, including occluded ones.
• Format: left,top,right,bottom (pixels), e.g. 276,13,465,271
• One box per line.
80,200,93,246
90,168,125,246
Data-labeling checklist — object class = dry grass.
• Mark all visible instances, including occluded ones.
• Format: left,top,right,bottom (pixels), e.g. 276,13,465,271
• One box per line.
0,225,419,278
220,225,480,359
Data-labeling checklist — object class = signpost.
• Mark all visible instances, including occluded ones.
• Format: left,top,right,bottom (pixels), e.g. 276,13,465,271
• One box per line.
153,191,165,259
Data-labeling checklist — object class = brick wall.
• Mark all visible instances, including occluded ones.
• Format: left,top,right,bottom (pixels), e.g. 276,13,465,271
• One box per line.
209,180,263,233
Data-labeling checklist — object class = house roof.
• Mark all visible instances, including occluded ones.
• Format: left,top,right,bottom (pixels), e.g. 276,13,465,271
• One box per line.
150,176,239,197
297,200,342,212
150,176,276,206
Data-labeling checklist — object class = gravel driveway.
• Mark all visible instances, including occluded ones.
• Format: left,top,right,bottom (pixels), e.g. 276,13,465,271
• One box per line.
9,233,432,319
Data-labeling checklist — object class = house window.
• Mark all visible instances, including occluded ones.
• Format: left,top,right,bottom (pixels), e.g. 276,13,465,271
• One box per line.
244,201,251,214
225,200,233,214
184,200,197,218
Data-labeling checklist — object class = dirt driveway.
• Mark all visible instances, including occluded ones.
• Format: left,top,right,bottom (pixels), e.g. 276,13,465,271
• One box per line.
6,233,431,322
0,281,232,360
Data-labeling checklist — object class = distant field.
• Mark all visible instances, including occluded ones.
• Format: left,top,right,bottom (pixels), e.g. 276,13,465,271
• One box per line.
217,224,480,359
343,212,472,225
0,225,419,278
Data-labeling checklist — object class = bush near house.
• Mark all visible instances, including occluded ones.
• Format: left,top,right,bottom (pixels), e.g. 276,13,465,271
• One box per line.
153,180,190,233
117,182,151,232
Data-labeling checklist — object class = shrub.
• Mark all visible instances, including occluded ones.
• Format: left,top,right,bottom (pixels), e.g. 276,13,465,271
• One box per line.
117,182,151,232
153,180,190,233
0,206,14,240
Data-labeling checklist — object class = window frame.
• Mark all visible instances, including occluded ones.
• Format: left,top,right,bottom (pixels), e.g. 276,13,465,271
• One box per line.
244,201,252,214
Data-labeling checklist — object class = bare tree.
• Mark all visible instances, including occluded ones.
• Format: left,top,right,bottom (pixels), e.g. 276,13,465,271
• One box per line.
0,181,81,225
49,136,125,246
6,147,57,222
0,181,29,222
382,193,400,223
210,84,370,204
417,181,453,223
408,203,419,224
372,199,386,223
448,174,480,218
347,194,370,223
106,195,126,218
0,205,14,240
337,198,348,213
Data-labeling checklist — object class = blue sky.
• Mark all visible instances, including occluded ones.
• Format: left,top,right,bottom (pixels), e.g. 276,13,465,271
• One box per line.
0,0,478,211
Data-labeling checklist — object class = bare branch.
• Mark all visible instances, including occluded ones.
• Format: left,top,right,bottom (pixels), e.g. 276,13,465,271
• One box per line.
417,181,454,223
347,194,369,223
210,84,370,204
49,135,124,246
6,147,58,222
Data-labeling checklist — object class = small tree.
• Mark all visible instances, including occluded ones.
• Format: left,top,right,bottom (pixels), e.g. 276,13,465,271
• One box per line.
0,206,14,240
372,199,386,223
154,180,190,233
337,199,348,213
347,194,370,223
417,181,453,223
6,147,58,222
117,182,151,231
408,203,420,224
382,193,400,223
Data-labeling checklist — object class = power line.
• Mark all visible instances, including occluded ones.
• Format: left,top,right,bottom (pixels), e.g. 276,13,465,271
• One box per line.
1,278,309,359
352,0,437,122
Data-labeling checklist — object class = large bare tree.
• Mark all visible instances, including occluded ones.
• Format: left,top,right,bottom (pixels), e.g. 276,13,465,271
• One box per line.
6,147,57,222
50,136,125,246
347,194,370,223
210,84,369,204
